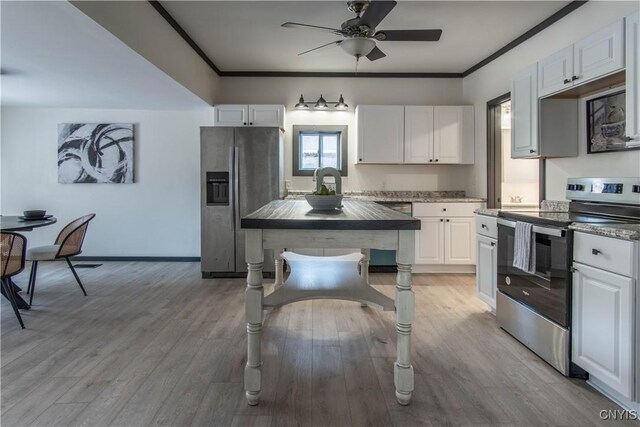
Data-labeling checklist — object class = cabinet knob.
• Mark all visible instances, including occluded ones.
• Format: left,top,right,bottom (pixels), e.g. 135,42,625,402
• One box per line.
491,242,496,247
446,219,450,222
429,159,433,162
563,78,571,84
249,122,253,125
442,208,447,212
359,158,363,161
440,219,444,222
571,75,579,81
591,248,601,255
529,149,536,153
435,159,439,162
571,266,578,273
481,224,487,228
243,122,247,125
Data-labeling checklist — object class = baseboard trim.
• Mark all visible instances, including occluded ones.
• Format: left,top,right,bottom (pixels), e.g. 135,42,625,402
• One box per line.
70,256,201,262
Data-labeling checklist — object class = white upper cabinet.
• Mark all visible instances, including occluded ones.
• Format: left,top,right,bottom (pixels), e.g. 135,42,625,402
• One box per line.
537,20,625,98
433,106,474,164
214,104,284,128
359,105,474,164
538,46,574,98
356,105,405,164
248,105,285,127
574,20,625,84
404,106,434,164
626,11,640,144
511,64,539,158
214,105,249,127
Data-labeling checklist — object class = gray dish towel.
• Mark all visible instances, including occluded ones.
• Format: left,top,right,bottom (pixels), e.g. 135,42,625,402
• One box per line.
513,221,536,273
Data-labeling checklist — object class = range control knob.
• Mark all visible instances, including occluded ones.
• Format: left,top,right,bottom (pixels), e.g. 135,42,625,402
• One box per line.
567,184,575,191
575,184,585,191
632,185,640,194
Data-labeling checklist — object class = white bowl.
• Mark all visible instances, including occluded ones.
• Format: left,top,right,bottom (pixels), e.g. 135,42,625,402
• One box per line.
304,194,343,210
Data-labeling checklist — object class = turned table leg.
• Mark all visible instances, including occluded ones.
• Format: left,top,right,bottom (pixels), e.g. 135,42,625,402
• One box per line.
395,230,415,405
274,248,284,289
360,248,370,307
245,230,264,406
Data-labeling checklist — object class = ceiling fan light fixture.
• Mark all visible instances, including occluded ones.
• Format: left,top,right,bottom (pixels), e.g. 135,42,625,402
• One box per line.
295,94,309,110
315,94,328,110
340,37,375,57
335,94,349,111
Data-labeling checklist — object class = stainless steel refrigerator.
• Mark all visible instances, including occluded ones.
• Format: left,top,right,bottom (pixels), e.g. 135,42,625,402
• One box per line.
200,127,284,277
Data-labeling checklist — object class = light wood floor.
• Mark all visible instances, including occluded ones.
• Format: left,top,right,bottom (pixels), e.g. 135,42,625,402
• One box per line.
1,261,633,427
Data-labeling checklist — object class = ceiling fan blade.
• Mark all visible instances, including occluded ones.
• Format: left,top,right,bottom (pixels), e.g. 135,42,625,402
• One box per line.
357,0,397,30
375,29,442,42
366,46,386,61
298,40,342,56
282,22,342,34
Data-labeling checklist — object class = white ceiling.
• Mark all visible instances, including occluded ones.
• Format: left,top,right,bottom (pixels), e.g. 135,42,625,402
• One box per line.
160,1,571,73
0,1,210,109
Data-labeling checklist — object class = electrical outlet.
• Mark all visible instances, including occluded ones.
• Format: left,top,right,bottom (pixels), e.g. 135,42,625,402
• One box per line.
285,180,292,190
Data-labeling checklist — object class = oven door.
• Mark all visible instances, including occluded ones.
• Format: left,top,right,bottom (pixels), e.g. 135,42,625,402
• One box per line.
497,219,570,327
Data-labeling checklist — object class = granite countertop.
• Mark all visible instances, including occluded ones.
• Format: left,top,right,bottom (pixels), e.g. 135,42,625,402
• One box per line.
285,190,485,203
569,223,640,241
241,200,421,230
474,208,500,217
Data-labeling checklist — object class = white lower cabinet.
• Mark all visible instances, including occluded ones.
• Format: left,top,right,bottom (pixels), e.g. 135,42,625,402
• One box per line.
444,217,475,264
414,203,481,270
572,262,634,400
476,234,497,310
415,217,445,264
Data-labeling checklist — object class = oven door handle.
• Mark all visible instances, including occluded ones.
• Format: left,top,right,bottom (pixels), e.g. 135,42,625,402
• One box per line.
497,218,565,237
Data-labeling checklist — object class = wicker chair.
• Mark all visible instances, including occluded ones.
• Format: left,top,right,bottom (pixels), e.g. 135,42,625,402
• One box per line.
1,232,27,328
27,214,96,305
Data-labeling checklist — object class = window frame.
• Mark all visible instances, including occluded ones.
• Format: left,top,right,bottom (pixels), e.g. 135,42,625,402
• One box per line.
292,125,348,176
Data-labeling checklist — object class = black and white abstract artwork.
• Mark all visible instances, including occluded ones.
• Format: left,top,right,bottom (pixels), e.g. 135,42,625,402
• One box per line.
58,123,134,183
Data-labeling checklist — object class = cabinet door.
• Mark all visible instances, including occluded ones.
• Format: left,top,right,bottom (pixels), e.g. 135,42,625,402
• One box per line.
433,106,463,164
248,105,285,128
626,12,640,143
511,65,539,158
415,217,444,264
538,45,574,98
444,217,475,264
572,263,634,399
214,105,249,127
404,106,434,163
357,106,404,163
476,234,497,310
574,20,624,85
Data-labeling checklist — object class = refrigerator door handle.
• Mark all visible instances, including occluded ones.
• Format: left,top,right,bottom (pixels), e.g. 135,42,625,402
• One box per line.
234,146,240,229
229,147,235,226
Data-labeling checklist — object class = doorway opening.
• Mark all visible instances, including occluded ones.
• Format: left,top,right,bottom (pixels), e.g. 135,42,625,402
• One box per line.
487,94,541,209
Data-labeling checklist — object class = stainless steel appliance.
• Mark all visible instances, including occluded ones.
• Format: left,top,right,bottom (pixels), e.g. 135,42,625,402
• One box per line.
496,177,640,376
200,127,285,278
370,202,412,272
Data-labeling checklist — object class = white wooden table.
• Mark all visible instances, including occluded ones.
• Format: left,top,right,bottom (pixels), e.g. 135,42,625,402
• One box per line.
241,200,420,406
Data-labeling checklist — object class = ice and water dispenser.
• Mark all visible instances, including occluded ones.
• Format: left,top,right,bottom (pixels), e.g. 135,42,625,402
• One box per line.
206,172,229,205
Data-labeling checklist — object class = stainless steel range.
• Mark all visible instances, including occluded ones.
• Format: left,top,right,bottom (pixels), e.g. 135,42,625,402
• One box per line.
496,177,640,377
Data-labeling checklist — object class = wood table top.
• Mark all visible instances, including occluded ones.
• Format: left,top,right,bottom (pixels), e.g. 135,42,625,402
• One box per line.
241,200,420,230
0,216,58,232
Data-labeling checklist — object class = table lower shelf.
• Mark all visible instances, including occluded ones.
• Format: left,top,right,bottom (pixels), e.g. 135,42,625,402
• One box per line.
263,251,395,311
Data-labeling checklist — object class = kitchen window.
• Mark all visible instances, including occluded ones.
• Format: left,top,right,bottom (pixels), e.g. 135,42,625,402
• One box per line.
292,125,348,176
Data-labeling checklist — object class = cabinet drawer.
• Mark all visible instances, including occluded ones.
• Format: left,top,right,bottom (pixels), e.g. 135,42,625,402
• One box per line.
574,232,635,277
475,215,498,239
413,202,482,217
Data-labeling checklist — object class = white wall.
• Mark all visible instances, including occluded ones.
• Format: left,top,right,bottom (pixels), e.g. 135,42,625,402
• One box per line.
1,107,214,257
72,1,220,105
462,1,640,200
217,77,470,191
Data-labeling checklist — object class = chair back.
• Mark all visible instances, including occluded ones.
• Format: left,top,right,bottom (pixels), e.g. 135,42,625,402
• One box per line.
54,214,96,258
1,232,27,279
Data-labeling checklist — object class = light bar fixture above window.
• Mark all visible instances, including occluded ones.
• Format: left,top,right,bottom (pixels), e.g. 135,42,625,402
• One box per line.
294,94,349,111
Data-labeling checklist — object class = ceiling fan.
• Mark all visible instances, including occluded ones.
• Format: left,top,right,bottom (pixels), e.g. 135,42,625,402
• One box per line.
281,0,442,62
